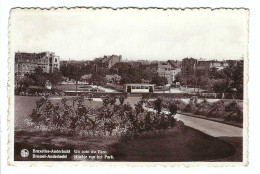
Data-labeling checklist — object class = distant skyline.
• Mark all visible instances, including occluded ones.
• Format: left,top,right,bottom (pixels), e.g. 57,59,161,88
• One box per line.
10,9,248,61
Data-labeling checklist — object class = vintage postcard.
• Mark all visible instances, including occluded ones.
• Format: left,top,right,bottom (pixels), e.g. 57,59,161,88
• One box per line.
8,8,249,166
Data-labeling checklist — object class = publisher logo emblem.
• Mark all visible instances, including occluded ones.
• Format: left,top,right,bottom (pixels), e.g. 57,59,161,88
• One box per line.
21,149,29,158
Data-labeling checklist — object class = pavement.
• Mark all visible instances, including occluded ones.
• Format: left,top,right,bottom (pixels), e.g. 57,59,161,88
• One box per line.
175,114,243,137
143,102,243,138
90,85,117,93
53,95,243,138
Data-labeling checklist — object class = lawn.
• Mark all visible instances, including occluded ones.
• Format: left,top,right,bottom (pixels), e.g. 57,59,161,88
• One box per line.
15,96,102,130
56,84,93,91
14,96,242,162
14,127,239,161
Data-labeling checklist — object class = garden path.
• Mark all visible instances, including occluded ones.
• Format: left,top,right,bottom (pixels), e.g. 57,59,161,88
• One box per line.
144,105,243,137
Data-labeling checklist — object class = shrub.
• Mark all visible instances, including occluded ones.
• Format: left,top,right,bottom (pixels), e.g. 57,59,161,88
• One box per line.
27,96,182,137
183,99,196,113
223,100,243,122
153,97,163,114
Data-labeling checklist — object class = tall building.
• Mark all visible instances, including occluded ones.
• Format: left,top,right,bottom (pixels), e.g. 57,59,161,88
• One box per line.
167,60,182,83
15,51,60,78
94,55,122,72
181,58,198,83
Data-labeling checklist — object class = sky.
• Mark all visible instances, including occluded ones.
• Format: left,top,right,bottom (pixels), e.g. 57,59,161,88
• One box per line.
10,8,249,61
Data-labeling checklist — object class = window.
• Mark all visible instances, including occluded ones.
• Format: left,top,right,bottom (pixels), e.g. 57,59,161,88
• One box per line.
55,58,57,62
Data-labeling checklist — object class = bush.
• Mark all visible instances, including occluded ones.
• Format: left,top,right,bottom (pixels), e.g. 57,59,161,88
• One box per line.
27,96,181,137
183,99,196,113
223,100,243,122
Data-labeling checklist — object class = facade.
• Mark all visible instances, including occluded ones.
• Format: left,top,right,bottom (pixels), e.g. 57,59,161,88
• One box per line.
138,63,158,74
181,58,198,79
180,58,234,84
123,83,155,93
195,61,212,77
167,60,182,83
110,62,132,75
210,61,229,70
95,55,122,72
15,51,60,78
157,60,181,84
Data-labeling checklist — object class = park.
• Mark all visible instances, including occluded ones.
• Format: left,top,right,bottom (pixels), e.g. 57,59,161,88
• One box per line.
13,56,244,162
14,92,243,161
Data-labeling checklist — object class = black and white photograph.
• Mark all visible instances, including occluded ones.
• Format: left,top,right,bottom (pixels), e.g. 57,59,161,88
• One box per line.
8,8,248,164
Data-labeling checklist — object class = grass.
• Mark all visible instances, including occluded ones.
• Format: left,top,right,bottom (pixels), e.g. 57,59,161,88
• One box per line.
14,127,239,161
14,96,242,162
110,127,239,162
56,84,93,91
15,96,102,130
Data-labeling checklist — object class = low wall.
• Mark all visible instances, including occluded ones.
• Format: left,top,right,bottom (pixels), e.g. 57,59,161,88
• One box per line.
60,91,243,99
142,93,196,99
64,91,127,97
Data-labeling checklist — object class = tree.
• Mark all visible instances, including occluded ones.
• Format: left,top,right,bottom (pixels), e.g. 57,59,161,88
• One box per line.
168,103,178,116
34,66,44,76
208,61,243,99
119,74,142,85
46,68,64,87
153,97,163,115
151,74,168,86
36,75,48,89
119,95,126,105
210,79,228,93
18,76,33,91
197,76,210,91
60,63,86,94
174,72,182,83
232,60,244,98
89,73,107,86
209,67,225,79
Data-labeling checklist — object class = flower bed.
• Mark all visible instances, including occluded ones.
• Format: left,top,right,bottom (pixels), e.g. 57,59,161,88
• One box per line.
146,97,243,124
26,95,183,137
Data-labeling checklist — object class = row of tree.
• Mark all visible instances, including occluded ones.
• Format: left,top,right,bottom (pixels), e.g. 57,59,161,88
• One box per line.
60,62,168,87
17,66,63,91
174,60,244,97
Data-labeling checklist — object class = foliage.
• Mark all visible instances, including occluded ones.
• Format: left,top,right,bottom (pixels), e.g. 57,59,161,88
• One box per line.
183,99,196,113
118,66,156,85
17,66,64,91
119,75,142,85
151,97,243,123
27,96,180,137
119,95,126,105
210,60,244,98
18,76,34,90
45,68,64,87
89,73,107,86
151,74,168,86
153,97,163,114
168,103,178,116
60,63,91,82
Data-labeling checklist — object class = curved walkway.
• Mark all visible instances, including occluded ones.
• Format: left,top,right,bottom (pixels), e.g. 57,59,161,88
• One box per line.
175,114,242,137
143,105,243,138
